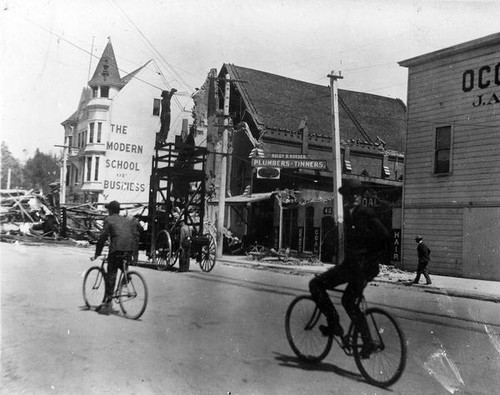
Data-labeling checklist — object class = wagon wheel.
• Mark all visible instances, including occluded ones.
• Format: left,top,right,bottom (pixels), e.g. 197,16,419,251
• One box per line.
155,230,174,270
199,233,217,272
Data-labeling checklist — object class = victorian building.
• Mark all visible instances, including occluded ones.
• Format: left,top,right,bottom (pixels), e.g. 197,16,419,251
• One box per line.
61,39,190,205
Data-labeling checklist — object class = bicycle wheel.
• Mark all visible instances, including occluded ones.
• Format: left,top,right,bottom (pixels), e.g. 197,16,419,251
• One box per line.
117,270,148,319
285,295,333,363
155,230,174,270
83,266,106,309
199,233,216,272
353,307,407,387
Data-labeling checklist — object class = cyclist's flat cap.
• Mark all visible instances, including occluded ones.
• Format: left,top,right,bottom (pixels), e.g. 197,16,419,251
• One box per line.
339,179,362,195
415,235,423,241
105,200,120,212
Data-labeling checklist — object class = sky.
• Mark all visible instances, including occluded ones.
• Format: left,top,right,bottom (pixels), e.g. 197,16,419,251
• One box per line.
1,0,499,161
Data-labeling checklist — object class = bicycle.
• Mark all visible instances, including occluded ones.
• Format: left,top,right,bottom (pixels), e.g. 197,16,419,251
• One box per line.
285,288,407,387
83,253,148,320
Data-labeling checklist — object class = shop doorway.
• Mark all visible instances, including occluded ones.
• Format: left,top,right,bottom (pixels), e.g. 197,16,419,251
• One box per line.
321,216,336,263
282,208,299,250
305,206,315,252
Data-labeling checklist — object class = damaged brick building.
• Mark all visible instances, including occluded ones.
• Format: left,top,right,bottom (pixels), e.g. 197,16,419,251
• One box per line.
193,64,406,263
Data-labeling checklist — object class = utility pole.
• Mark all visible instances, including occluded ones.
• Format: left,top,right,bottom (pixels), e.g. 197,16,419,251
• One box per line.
328,70,344,264
216,74,231,258
55,143,69,204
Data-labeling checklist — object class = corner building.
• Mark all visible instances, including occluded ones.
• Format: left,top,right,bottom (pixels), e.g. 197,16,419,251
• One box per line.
61,39,189,204
399,33,500,281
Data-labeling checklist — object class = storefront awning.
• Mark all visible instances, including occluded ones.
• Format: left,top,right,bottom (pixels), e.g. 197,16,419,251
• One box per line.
209,192,275,205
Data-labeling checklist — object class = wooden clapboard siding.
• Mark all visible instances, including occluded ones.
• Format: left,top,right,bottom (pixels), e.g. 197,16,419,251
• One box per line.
400,34,500,279
403,208,463,277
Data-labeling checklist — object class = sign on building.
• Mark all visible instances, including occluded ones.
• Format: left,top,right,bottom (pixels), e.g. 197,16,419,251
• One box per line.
102,123,153,203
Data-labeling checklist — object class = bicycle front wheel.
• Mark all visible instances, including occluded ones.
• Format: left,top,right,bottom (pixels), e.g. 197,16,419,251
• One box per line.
285,295,333,363
83,266,106,309
118,271,148,319
353,307,407,387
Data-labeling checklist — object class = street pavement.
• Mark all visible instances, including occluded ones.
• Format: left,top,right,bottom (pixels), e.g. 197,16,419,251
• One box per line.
217,254,500,304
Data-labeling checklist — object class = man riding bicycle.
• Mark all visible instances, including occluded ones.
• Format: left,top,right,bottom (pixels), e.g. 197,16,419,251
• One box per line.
94,200,139,313
309,179,390,358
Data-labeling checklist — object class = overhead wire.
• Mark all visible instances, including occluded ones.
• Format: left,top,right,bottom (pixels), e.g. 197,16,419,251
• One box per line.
108,0,195,113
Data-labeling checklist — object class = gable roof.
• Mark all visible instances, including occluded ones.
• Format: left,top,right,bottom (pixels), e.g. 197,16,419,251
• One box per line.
88,39,124,88
222,64,406,152
61,88,91,125
121,60,151,85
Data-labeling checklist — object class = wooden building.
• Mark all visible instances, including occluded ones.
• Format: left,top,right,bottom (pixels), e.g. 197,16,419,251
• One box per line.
399,33,500,281
194,65,406,262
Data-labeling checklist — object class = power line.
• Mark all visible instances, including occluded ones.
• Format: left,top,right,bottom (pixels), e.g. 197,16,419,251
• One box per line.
108,0,194,96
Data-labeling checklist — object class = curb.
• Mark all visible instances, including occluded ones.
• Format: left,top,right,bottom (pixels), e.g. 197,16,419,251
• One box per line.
219,257,500,304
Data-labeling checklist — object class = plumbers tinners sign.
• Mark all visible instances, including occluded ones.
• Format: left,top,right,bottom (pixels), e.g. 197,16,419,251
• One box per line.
462,63,500,107
103,123,152,203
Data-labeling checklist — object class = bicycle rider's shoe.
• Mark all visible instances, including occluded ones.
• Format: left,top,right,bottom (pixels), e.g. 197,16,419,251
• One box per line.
319,323,344,337
359,343,374,359
95,298,112,312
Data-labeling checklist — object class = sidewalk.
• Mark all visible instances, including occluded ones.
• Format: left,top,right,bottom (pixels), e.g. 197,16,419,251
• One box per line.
218,254,500,304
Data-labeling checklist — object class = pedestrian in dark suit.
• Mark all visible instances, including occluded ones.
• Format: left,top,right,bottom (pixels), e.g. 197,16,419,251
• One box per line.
413,235,432,285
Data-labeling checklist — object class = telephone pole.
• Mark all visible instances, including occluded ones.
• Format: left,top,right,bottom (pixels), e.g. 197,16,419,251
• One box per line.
328,70,344,264
55,143,69,205
216,74,231,258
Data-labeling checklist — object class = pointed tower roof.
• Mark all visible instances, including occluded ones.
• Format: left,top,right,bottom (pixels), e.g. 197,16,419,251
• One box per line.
88,39,124,88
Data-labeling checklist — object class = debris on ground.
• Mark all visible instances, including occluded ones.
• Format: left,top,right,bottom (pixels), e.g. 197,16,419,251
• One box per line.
245,245,324,266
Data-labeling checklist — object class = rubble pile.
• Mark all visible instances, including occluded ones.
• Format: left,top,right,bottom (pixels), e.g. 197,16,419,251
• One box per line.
1,189,60,239
0,189,107,245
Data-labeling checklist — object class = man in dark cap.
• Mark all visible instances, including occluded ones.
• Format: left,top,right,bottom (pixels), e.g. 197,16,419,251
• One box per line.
93,200,139,312
309,179,390,358
412,235,432,285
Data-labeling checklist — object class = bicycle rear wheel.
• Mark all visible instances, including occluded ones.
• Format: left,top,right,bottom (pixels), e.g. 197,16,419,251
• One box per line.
83,266,106,309
285,295,333,363
353,307,407,387
118,271,148,319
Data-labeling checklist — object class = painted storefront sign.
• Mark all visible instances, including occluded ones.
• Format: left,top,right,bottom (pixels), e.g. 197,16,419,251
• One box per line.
102,123,153,203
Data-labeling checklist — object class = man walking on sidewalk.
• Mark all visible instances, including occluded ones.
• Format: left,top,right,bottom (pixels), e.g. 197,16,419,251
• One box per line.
413,235,432,285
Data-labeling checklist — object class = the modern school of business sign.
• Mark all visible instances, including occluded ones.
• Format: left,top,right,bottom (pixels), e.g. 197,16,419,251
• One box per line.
251,153,327,170
103,123,153,203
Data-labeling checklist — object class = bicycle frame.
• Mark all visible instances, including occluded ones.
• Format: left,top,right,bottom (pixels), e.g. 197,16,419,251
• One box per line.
97,254,133,300
328,288,370,357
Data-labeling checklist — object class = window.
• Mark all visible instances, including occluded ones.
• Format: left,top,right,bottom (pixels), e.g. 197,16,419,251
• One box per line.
434,126,452,174
153,98,161,116
97,122,102,143
89,123,94,143
86,157,92,181
77,133,81,148
92,87,98,98
74,168,79,185
94,157,99,181
100,86,109,98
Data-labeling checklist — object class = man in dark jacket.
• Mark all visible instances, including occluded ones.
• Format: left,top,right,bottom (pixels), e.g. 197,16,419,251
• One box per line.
309,179,390,358
178,218,192,272
94,201,139,312
413,235,432,285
